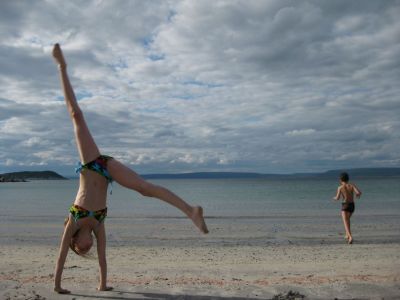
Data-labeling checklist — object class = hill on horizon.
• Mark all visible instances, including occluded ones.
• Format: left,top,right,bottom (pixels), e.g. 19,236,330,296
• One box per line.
0,171,67,182
141,167,400,179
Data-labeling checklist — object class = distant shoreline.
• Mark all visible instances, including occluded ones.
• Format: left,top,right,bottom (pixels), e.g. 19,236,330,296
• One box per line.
140,168,400,179
2,167,399,182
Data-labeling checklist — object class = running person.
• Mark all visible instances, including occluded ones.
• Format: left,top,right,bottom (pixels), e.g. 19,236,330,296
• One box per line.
333,172,361,244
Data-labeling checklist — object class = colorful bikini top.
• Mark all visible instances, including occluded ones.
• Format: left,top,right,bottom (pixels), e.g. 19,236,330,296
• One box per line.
75,155,113,182
69,204,107,223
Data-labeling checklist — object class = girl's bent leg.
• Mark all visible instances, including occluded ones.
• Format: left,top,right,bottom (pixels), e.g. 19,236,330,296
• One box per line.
107,159,208,233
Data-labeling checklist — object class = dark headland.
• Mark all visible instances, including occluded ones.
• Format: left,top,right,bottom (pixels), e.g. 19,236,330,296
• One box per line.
0,171,67,182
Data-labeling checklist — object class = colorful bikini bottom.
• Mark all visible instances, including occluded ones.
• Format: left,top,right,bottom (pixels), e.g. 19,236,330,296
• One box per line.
69,204,107,223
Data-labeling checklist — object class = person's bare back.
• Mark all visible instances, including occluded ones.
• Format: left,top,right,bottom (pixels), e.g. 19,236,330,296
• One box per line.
339,183,357,203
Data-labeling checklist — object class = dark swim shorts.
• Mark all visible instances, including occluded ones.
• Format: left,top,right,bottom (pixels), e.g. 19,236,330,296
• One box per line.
341,202,355,214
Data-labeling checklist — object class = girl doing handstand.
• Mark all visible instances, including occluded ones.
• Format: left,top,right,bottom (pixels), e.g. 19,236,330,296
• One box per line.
52,44,208,294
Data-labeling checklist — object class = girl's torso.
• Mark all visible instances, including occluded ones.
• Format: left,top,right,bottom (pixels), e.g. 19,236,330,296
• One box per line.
74,170,108,210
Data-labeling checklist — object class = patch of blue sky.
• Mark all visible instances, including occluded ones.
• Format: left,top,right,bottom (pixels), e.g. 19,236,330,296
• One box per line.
27,36,42,46
148,53,165,61
137,106,174,114
107,58,128,70
75,91,93,100
182,80,223,89
55,94,89,102
173,94,196,101
167,10,176,22
141,33,166,61
141,35,154,50
344,87,373,95
323,86,371,98
244,115,264,125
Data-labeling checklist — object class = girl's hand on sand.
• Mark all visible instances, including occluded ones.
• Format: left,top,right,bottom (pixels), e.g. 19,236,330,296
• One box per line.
98,286,113,291
52,43,67,69
54,286,71,294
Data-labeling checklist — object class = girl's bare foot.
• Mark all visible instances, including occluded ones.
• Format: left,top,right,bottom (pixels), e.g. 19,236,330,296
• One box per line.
52,43,67,69
191,206,209,234
348,236,353,244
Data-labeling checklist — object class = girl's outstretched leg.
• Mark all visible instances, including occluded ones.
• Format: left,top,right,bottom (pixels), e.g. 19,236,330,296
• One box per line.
52,43,100,163
107,159,209,234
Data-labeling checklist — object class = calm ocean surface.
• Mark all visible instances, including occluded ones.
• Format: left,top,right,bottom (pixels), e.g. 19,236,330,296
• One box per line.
1,178,399,246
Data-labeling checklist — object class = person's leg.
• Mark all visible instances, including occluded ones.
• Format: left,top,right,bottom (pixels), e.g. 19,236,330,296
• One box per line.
52,44,100,163
107,159,208,233
341,211,352,244
348,212,353,243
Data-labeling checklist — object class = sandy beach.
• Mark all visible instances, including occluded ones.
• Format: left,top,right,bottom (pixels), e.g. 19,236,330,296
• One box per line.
1,178,400,299
1,240,399,299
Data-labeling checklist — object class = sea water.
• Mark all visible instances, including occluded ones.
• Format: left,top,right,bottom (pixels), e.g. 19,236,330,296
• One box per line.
1,178,399,246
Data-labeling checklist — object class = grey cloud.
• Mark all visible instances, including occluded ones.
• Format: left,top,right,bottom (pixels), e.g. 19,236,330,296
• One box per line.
0,46,55,87
0,99,37,120
1,0,399,174
153,129,178,138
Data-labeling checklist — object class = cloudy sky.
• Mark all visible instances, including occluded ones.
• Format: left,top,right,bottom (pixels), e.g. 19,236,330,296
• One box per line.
1,0,399,176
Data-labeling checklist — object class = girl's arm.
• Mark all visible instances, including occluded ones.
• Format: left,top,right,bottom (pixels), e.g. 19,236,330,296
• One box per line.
333,186,342,201
54,218,76,294
94,223,113,291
